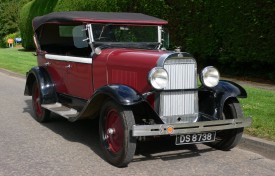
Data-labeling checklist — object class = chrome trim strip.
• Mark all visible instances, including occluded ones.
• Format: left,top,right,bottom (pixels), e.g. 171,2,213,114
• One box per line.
45,54,92,64
132,118,252,136
157,52,193,67
158,26,162,43
162,89,199,92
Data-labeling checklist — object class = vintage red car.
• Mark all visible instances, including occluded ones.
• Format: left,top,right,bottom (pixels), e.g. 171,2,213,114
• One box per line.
24,11,252,167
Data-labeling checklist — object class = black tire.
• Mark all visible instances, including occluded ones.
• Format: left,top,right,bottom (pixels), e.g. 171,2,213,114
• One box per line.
99,100,136,167
31,81,51,122
209,99,244,151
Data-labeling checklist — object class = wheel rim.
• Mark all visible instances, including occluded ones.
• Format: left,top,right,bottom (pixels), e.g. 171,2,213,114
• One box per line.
104,108,124,154
32,84,43,117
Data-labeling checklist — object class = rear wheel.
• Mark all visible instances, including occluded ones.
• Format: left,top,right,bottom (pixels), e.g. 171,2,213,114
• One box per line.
209,99,244,150
99,100,136,167
32,81,50,122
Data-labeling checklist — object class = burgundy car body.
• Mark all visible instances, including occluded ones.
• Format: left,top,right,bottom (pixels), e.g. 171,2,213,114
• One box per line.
24,11,252,167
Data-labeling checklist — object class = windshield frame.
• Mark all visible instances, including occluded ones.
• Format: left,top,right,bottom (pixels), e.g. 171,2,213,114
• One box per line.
87,23,163,50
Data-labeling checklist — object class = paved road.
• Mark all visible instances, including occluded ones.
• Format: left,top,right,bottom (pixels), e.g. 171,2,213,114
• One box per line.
0,71,275,176
222,77,275,91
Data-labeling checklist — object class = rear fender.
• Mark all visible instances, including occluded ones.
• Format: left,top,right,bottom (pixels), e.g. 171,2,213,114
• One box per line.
24,67,57,104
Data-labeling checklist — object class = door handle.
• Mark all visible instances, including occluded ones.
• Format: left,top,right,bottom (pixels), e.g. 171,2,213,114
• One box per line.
44,62,50,66
65,64,71,69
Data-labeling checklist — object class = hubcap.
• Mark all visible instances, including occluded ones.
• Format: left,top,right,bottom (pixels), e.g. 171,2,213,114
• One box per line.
104,109,124,153
107,128,115,135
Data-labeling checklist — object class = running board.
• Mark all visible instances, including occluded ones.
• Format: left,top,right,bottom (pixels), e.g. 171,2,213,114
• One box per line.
42,103,79,120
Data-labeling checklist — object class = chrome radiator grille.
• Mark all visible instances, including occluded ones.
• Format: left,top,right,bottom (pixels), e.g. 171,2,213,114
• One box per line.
159,58,198,123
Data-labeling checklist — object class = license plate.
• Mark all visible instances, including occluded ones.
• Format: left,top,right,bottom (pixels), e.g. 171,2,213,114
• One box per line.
175,132,216,145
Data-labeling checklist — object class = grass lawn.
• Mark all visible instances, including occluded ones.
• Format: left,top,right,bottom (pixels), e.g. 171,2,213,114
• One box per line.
240,86,275,141
0,47,36,75
0,47,274,141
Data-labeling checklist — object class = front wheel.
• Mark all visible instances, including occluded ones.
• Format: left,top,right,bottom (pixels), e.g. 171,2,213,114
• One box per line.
99,100,136,167
208,99,244,150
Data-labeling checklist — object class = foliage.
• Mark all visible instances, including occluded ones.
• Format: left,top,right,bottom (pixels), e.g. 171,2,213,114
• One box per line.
0,0,19,47
54,0,120,12
0,0,32,47
165,0,275,81
19,0,59,49
18,0,275,80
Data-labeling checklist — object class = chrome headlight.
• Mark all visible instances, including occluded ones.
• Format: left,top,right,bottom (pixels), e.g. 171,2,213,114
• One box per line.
200,66,220,87
148,67,168,90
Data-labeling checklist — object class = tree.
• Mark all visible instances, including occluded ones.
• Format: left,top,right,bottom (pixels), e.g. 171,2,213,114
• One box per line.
0,0,32,47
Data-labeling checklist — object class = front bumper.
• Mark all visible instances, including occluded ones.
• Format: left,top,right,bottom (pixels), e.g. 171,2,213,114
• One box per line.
132,118,252,137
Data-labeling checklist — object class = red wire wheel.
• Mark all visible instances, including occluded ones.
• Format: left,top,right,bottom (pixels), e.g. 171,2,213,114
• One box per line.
104,108,124,153
31,81,50,122
99,100,136,167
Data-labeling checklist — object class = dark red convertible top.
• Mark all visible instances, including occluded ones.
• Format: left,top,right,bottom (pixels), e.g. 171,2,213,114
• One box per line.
33,11,168,30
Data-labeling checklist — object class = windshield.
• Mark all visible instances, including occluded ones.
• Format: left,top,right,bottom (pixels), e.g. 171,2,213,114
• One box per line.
91,24,160,49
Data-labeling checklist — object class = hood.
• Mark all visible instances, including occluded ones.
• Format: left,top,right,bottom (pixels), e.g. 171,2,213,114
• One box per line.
105,48,169,69
93,48,170,93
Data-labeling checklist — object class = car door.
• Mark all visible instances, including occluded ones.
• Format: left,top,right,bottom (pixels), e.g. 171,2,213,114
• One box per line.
62,25,94,100
64,57,93,99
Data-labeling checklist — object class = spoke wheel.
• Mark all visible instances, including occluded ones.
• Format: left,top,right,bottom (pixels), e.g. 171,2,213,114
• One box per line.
208,99,244,150
105,109,124,153
99,100,136,167
32,81,50,122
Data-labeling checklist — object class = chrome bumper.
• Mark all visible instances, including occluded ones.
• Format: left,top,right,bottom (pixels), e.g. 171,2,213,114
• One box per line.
132,118,252,137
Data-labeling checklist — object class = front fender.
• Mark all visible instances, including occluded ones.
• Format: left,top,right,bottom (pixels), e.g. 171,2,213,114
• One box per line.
77,84,145,120
216,80,247,98
94,84,144,105
24,67,57,104
199,80,247,120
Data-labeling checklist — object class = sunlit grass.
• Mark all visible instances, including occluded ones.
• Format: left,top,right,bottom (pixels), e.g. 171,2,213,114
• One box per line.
240,86,275,141
0,47,36,75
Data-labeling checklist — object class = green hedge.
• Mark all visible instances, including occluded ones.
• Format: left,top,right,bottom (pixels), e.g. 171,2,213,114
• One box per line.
19,0,275,80
54,0,121,12
19,0,59,49
174,0,275,79
19,1,34,49
19,0,168,49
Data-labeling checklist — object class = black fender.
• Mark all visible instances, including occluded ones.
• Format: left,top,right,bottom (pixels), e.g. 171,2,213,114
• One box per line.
24,66,57,104
77,85,163,123
199,80,247,120
78,84,143,119
94,85,143,105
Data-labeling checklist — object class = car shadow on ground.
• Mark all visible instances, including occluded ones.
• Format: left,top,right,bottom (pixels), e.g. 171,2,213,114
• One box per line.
23,99,216,164
134,139,215,162
23,100,105,160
